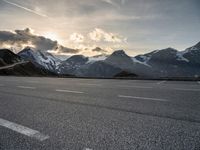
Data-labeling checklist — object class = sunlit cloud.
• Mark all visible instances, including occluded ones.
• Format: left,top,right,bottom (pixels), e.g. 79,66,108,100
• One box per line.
69,33,84,43
43,32,61,41
0,28,78,54
88,28,126,43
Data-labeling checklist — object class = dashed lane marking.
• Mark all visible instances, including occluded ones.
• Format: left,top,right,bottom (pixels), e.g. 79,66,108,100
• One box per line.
56,89,84,94
79,83,102,86
118,95,168,102
25,81,39,83
0,118,49,141
118,85,153,89
17,86,36,89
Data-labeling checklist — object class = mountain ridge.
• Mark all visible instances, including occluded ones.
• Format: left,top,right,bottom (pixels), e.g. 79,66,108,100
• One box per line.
1,41,200,78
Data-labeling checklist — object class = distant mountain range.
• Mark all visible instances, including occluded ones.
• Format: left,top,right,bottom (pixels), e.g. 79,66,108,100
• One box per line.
0,41,200,78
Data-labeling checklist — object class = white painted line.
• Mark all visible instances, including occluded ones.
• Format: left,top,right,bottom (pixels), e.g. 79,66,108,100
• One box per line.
85,148,92,150
118,85,153,89
0,118,49,141
118,95,168,102
174,88,200,92
197,81,200,84
79,83,101,86
157,81,166,85
25,81,39,83
56,89,84,94
17,86,36,89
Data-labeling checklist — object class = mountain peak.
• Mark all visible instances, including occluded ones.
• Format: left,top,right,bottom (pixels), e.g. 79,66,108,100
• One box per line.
111,50,127,56
185,41,200,51
161,47,177,52
193,41,200,49
66,55,89,64
18,46,35,54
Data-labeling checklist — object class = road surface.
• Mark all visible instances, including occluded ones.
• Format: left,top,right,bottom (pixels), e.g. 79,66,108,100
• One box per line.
0,76,200,150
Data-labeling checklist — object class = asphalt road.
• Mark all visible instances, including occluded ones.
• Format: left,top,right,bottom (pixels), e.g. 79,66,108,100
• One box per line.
0,76,200,150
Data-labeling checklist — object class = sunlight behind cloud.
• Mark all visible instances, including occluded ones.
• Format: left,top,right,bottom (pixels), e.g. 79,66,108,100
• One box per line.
69,33,84,43
88,28,125,43
43,32,61,42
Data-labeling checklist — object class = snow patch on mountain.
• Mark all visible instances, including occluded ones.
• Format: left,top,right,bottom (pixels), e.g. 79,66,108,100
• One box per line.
176,52,189,62
131,57,151,67
87,55,107,64
18,48,60,72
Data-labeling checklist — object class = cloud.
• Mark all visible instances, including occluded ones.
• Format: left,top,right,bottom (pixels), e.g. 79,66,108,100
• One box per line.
69,33,84,43
0,28,78,54
2,0,48,18
88,28,125,43
92,47,107,53
101,0,128,8
101,0,116,6
0,27,126,56
120,0,127,5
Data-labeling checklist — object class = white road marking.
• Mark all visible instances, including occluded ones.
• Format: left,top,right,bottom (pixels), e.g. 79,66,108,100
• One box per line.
157,81,166,84
25,81,39,83
174,88,200,92
0,118,49,141
85,148,92,150
0,84,4,86
118,85,153,89
79,83,102,86
118,95,168,102
56,89,84,94
197,81,200,84
17,86,36,89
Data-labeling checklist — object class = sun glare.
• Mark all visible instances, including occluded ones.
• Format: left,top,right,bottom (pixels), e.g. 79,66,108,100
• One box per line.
43,32,60,42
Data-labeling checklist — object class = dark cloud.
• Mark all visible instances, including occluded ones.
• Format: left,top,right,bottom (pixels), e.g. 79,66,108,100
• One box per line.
57,45,78,53
92,47,107,53
0,28,79,54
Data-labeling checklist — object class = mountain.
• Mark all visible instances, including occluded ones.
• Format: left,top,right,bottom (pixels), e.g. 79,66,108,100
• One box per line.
57,53,125,77
76,61,123,78
57,55,89,75
134,42,200,77
104,50,151,77
18,47,60,73
2,41,200,79
0,61,56,76
182,42,200,65
0,49,21,66
87,54,108,64
0,49,57,76
105,50,134,71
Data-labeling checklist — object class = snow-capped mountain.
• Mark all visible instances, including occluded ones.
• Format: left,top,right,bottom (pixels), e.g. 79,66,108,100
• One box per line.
18,47,60,73
133,42,200,77
1,41,200,78
87,54,108,64
105,50,134,71
76,61,123,78
57,55,89,75
57,54,121,77
56,42,200,78
0,49,57,76
182,42,200,65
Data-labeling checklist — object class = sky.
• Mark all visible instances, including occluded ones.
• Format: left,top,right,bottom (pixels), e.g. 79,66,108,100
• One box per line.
0,0,200,56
